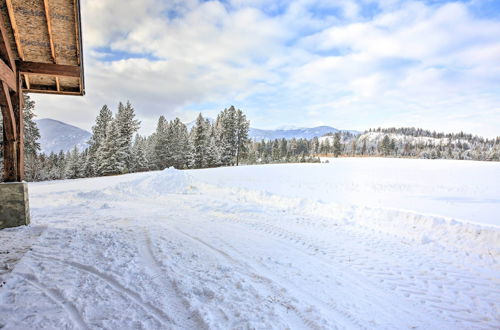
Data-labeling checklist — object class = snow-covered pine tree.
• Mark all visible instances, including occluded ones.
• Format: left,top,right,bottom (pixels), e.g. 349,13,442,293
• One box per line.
168,118,190,169
191,113,209,168
115,101,140,172
97,120,125,175
333,132,342,158
379,135,391,156
235,108,250,166
205,124,221,167
23,95,41,181
130,134,149,172
153,116,169,170
65,146,82,179
87,105,113,176
216,106,238,166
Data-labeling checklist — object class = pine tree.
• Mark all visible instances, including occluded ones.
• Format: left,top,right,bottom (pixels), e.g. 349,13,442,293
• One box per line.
153,116,169,170
168,118,190,169
216,106,238,166
23,95,41,181
115,101,140,172
65,146,82,179
333,133,342,158
97,120,125,175
87,105,113,176
191,113,209,168
235,108,250,166
130,134,149,172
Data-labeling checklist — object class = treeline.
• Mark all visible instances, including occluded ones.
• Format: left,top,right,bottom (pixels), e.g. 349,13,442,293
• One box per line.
318,129,500,161
2,97,499,183
245,138,321,163
6,102,251,181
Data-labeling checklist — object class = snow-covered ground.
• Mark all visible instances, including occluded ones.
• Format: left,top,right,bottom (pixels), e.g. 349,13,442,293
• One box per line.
1,158,499,329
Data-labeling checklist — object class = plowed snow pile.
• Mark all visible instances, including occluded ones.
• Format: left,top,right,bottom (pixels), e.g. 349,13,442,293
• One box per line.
0,158,499,329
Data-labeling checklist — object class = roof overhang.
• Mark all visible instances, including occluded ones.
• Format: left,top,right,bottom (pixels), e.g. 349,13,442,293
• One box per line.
0,0,84,96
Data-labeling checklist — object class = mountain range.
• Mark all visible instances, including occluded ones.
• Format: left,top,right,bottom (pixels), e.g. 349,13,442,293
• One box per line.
36,118,358,154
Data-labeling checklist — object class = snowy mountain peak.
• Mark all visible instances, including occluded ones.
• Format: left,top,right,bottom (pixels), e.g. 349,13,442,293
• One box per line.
36,118,91,154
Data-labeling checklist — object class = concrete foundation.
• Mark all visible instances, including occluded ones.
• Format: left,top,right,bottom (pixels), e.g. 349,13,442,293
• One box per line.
0,182,30,229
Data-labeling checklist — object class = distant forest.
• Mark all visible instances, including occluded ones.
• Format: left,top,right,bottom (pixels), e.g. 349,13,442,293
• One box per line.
1,96,499,182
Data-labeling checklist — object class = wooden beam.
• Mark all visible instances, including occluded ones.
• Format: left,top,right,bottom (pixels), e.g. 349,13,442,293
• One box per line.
22,89,82,96
74,0,84,95
55,76,60,91
5,0,24,61
18,61,80,77
0,80,18,182
74,0,81,65
24,74,30,89
0,7,15,70
0,57,16,91
43,0,56,63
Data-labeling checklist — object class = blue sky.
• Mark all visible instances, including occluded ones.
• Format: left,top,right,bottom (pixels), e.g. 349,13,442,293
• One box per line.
33,0,500,137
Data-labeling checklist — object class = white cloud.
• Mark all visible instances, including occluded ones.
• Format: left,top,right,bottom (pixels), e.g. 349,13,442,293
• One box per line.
31,0,500,138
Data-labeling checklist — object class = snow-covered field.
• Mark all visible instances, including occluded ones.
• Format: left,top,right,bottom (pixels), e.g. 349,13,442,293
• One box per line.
1,158,499,329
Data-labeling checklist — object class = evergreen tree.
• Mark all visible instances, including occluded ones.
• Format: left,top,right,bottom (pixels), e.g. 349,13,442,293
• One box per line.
66,146,82,179
115,101,140,172
333,133,342,158
130,134,149,172
235,109,250,166
97,120,125,175
379,135,391,156
154,116,169,169
23,95,41,181
191,113,209,168
168,118,190,169
87,105,113,176
216,106,238,166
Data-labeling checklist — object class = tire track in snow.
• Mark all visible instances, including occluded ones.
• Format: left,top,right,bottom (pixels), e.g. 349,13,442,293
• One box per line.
136,227,208,330
30,252,173,326
20,273,88,330
216,238,369,330
213,211,499,328
172,226,327,330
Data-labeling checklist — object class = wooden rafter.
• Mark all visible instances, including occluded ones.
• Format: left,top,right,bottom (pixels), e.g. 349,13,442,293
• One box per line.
0,58,16,91
18,61,80,77
5,0,23,61
24,74,30,89
43,0,57,64
0,81,16,140
0,9,15,70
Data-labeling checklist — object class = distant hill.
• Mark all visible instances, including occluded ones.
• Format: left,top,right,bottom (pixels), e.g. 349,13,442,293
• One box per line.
36,118,91,154
249,126,360,141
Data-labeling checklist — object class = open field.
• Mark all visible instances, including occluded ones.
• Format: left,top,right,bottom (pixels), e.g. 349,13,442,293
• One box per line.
1,158,499,329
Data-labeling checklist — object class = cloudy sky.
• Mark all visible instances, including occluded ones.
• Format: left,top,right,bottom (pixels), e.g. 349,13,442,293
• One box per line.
33,0,500,137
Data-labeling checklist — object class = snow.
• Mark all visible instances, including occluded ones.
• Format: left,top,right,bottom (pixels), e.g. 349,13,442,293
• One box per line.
1,158,499,329
191,158,500,226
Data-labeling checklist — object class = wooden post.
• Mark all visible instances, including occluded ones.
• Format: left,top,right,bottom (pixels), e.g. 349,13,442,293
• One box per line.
0,81,17,182
13,69,24,181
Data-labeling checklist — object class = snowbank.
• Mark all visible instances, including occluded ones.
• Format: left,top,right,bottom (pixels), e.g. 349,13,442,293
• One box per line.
199,182,500,261
77,167,197,201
